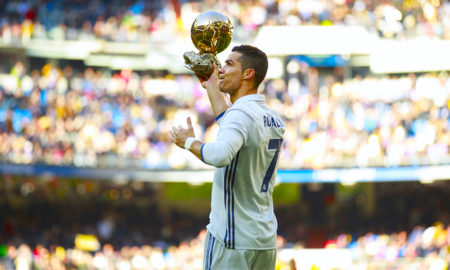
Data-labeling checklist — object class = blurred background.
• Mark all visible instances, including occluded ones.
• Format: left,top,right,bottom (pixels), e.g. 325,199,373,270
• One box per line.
0,0,449,269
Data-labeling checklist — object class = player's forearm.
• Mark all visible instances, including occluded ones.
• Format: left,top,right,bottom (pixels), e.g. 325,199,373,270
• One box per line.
189,140,205,162
205,87,229,119
201,141,236,167
189,140,235,167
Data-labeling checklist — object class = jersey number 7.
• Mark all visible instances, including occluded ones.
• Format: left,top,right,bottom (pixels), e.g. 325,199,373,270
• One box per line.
261,138,283,192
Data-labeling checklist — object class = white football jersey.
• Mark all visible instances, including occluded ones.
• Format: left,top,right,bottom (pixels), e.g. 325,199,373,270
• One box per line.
201,94,285,250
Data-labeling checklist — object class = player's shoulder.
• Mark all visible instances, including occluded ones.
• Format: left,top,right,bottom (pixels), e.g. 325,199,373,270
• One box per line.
228,96,265,116
224,106,254,123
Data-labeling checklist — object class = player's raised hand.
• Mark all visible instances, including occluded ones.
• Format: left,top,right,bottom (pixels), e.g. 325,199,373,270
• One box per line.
201,62,219,90
186,116,194,134
169,116,196,148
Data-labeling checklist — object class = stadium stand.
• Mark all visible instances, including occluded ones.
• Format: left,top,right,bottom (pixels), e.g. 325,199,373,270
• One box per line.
0,0,449,269
1,0,449,42
0,61,449,169
0,177,449,269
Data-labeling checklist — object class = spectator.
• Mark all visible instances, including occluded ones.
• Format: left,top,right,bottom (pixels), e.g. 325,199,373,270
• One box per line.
1,0,449,44
0,61,449,169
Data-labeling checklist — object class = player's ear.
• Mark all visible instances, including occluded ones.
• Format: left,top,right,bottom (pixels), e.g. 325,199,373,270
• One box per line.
243,68,255,80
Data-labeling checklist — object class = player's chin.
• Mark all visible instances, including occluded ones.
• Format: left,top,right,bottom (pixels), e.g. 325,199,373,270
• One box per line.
218,80,225,90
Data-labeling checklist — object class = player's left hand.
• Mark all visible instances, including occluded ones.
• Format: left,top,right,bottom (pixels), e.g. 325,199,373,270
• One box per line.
170,117,196,148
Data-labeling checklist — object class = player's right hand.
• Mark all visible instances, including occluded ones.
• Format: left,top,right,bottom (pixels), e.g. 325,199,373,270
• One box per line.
200,62,219,90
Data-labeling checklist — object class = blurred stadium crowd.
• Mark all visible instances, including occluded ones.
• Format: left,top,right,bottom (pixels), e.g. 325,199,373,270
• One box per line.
0,0,450,269
0,0,449,169
0,60,448,169
0,224,448,270
0,0,450,43
0,177,449,269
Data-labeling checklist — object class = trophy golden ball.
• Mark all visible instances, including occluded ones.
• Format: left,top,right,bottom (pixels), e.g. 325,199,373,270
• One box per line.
191,11,233,55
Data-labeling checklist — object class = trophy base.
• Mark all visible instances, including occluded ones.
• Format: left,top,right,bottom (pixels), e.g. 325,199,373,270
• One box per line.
183,51,221,80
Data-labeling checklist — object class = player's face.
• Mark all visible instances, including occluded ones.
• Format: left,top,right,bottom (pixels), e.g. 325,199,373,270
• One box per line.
218,52,244,94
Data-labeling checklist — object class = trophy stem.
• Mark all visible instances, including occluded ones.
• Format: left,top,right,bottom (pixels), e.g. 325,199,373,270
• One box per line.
183,51,221,80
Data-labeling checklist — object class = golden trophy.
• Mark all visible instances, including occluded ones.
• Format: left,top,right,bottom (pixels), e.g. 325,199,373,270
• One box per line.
183,11,233,80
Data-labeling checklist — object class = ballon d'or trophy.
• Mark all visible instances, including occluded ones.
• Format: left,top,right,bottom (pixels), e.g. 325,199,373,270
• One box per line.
183,11,233,80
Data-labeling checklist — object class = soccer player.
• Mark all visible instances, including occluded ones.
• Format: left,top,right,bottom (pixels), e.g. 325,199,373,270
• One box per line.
170,45,285,270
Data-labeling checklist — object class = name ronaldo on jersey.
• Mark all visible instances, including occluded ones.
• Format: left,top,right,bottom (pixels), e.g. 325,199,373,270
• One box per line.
263,115,284,128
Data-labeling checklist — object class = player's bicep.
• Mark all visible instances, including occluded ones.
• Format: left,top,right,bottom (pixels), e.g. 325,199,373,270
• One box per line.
202,130,244,167
202,110,250,167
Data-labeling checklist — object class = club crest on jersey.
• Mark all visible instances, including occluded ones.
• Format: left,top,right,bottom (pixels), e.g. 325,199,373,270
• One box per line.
263,115,283,128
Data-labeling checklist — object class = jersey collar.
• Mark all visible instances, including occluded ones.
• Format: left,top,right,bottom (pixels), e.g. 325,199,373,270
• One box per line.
232,94,265,106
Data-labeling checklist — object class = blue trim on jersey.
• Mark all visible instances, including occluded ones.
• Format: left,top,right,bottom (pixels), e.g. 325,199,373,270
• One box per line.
209,236,215,270
223,151,240,249
200,144,205,162
224,163,231,248
224,166,229,208
226,160,232,248
215,111,226,122
230,151,240,249
224,230,228,248
223,164,229,247
205,233,212,270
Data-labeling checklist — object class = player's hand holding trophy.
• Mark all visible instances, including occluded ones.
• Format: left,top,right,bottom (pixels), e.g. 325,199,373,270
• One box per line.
183,11,233,80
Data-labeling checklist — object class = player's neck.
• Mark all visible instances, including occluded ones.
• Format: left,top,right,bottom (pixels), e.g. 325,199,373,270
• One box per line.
230,84,257,104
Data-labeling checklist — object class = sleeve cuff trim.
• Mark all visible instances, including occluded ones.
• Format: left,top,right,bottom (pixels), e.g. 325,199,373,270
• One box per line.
215,111,226,122
200,144,205,162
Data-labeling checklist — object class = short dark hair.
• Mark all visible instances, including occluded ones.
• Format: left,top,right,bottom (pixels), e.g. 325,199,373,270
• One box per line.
232,45,268,88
